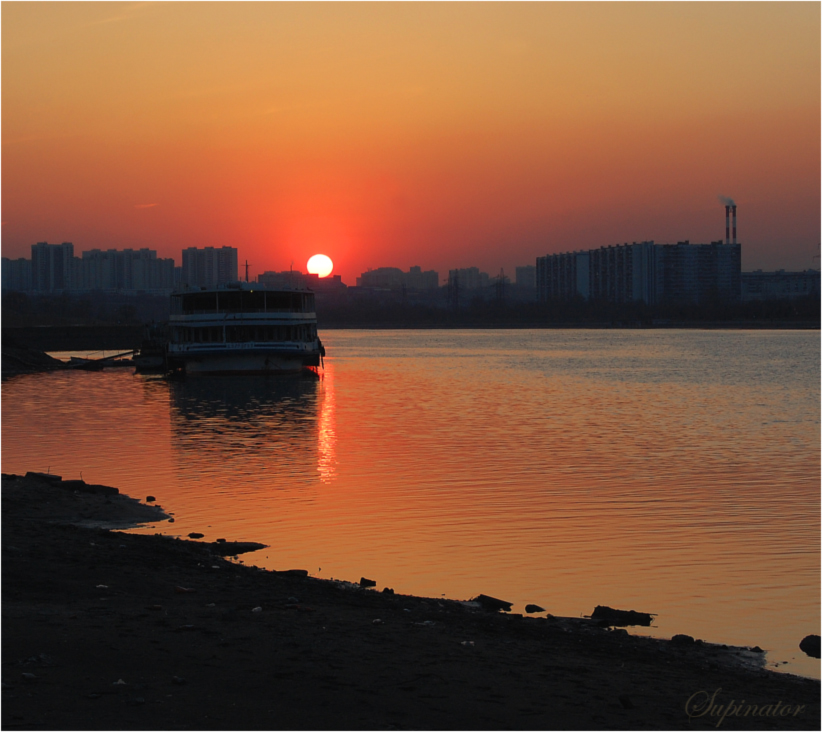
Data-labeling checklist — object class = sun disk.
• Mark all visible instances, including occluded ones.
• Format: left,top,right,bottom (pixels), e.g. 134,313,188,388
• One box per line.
307,254,333,278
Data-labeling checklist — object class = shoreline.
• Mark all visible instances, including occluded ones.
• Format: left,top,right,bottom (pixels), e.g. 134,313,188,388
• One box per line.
3,320,820,359
2,473,819,730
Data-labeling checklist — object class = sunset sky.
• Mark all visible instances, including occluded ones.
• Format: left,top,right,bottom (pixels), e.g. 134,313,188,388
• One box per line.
2,2,819,285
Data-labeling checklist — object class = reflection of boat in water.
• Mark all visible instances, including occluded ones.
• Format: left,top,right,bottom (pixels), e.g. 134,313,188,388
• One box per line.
169,374,320,427
164,368,336,486
167,283,325,376
166,375,327,485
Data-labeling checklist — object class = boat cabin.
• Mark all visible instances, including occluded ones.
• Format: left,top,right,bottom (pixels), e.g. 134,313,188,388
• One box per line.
170,289,315,315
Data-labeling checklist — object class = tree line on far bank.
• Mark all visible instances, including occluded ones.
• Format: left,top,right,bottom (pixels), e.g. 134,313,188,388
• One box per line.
2,289,819,330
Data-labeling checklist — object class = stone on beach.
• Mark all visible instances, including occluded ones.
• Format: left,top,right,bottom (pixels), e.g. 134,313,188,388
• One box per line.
800,634,821,658
591,605,654,627
670,634,696,646
525,604,545,614
208,541,267,556
472,594,513,612
359,577,377,588
25,472,62,483
618,694,635,710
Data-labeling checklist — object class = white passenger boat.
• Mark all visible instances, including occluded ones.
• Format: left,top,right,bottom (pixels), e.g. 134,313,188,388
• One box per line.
167,283,324,375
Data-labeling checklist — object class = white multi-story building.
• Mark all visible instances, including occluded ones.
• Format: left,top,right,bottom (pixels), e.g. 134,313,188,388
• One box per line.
741,270,820,301
31,241,75,292
357,266,438,290
181,247,238,288
1,257,32,291
80,248,175,291
515,265,536,289
537,241,741,305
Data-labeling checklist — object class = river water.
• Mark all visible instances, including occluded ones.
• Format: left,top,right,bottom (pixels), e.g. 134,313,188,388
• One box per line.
2,329,819,678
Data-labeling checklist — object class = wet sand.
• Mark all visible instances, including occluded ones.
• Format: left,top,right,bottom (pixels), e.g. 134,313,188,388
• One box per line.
2,474,819,730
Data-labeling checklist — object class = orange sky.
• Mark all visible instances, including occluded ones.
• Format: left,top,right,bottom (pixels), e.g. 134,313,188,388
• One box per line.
2,2,819,285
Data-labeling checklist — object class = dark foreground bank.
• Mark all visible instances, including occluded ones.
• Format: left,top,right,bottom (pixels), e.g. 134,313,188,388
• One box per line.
2,474,819,731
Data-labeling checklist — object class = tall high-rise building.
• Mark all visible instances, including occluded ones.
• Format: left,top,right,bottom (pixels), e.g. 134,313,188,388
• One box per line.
515,265,536,289
1,257,33,291
181,247,238,288
537,241,741,305
31,241,74,292
80,249,175,291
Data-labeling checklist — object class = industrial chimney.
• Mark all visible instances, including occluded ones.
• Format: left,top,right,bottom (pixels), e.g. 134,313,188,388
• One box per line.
725,205,730,245
732,205,737,245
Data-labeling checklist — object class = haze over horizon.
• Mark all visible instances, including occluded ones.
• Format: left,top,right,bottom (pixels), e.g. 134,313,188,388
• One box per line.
2,2,819,285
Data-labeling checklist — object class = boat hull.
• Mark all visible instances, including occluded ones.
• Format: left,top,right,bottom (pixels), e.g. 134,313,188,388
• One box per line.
168,348,320,375
133,355,166,372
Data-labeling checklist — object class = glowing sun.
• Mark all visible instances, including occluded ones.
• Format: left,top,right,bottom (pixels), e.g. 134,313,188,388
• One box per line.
307,254,333,278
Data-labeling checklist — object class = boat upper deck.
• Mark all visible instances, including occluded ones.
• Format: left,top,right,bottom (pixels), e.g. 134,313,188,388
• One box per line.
170,288,315,317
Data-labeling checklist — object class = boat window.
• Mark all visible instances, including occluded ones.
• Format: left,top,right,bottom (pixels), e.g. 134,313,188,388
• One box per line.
265,293,291,311
225,325,256,342
220,291,243,312
244,292,265,313
220,291,266,313
182,293,218,313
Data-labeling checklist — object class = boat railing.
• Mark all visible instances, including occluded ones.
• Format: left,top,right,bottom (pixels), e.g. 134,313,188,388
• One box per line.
179,308,303,315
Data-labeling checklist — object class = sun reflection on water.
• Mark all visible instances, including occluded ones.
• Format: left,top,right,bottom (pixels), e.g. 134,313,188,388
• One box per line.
317,364,337,484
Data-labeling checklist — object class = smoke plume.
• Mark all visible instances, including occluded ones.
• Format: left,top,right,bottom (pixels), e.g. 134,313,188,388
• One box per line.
718,195,735,207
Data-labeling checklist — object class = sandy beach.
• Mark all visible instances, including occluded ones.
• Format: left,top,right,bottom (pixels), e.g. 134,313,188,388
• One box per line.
2,473,819,730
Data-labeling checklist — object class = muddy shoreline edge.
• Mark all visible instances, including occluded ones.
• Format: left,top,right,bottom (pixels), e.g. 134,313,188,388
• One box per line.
3,474,819,730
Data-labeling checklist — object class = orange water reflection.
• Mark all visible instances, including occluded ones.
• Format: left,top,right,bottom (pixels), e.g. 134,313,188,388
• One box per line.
2,330,819,680
317,366,337,483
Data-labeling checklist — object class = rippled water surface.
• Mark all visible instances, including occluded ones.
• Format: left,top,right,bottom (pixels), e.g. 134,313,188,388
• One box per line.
3,330,819,678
